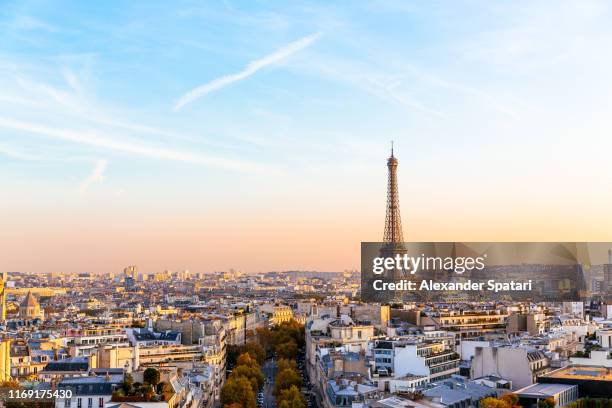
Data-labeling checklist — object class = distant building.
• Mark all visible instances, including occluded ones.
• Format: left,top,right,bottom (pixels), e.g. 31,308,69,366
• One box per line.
260,304,294,326
19,291,44,320
507,313,546,336
124,265,138,279
604,252,612,293
562,302,584,318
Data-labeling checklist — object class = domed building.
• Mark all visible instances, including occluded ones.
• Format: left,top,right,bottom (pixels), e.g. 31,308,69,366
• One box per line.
19,291,44,320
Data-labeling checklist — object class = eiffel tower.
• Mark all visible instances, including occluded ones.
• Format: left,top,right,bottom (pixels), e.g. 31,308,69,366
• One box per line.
384,142,403,245
381,143,410,301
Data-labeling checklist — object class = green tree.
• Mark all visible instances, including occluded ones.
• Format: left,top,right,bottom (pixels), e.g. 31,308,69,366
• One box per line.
227,344,243,368
140,383,155,401
143,367,161,387
122,373,134,394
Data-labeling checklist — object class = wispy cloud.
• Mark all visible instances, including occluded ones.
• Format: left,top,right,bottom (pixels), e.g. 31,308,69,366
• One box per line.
80,159,107,191
0,143,40,160
0,117,260,171
173,32,322,111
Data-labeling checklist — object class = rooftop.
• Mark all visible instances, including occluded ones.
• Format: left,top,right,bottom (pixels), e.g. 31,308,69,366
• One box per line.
515,383,578,397
541,365,612,381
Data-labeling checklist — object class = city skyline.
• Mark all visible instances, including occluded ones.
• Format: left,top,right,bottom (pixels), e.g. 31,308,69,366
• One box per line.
3,1,612,274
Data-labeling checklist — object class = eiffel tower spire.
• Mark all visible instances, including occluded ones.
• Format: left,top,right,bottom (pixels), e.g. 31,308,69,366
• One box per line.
383,142,403,243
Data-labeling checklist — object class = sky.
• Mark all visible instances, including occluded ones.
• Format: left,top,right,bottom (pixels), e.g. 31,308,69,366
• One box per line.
2,0,612,274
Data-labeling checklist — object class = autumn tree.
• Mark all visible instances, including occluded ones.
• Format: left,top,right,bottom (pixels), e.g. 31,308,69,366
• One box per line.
231,363,265,393
501,394,520,408
277,385,306,408
221,376,257,408
274,368,302,396
480,397,511,408
538,398,555,408
243,342,266,364
278,358,298,372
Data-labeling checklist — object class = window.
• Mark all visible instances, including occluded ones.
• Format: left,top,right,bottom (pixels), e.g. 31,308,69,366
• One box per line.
77,398,82,408
99,398,104,408
64,399,71,408
88,398,92,408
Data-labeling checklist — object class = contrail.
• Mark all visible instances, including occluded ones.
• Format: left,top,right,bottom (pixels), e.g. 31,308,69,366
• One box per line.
0,117,259,171
174,32,322,111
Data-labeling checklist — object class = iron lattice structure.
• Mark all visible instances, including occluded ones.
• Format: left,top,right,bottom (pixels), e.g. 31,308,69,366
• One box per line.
383,146,403,244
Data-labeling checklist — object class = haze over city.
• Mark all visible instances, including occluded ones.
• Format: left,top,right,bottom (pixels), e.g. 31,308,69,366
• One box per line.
3,0,612,273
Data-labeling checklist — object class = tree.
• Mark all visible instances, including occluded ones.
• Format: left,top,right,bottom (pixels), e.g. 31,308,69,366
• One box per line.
237,352,259,369
278,358,298,373
231,364,265,392
274,321,305,348
244,342,266,364
275,340,298,359
221,376,257,408
480,397,510,408
277,385,306,408
538,398,555,408
274,368,302,396
256,327,274,352
0,380,21,389
227,344,243,368
122,373,134,394
501,394,519,408
143,367,160,387
140,383,155,401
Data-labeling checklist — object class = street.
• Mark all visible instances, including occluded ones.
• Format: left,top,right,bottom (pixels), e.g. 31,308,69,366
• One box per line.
262,358,278,408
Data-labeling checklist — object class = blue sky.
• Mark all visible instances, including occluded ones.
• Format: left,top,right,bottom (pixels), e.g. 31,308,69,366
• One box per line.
2,1,612,273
